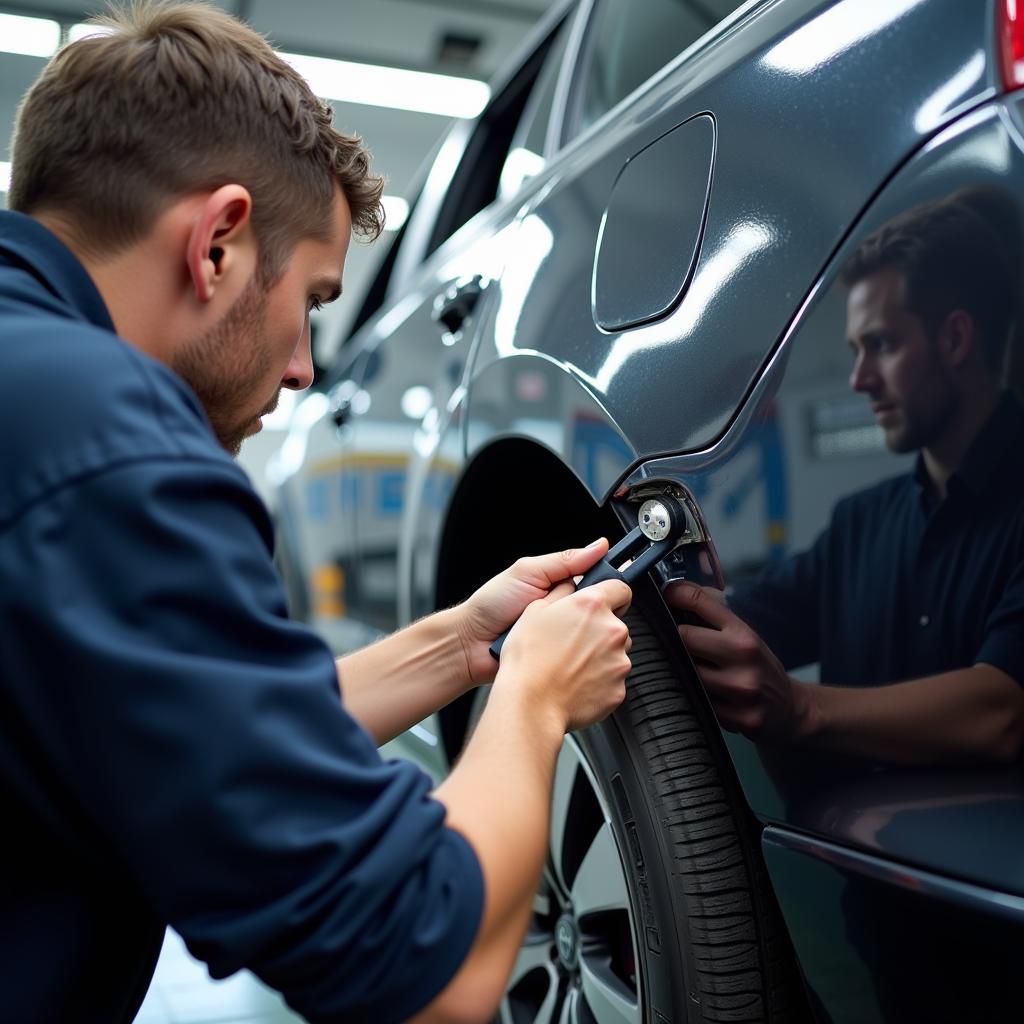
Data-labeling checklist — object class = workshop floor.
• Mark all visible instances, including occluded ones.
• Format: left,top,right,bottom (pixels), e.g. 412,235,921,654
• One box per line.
134,930,301,1024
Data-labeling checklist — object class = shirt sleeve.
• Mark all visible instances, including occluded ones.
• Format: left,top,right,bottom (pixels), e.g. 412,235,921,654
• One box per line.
976,550,1024,688
2,455,484,1023
728,527,828,671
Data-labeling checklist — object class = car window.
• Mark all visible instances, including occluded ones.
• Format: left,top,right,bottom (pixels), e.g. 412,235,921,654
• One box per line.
577,0,748,135
335,15,568,350
425,11,571,255
497,19,572,200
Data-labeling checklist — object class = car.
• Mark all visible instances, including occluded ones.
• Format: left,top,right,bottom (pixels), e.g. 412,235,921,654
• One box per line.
269,1,1024,1021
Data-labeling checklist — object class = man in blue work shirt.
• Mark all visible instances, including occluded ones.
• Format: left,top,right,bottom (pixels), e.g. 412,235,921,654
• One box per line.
0,5,633,1022
671,196,1024,764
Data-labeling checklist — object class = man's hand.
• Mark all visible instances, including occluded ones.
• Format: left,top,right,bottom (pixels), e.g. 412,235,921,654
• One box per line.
497,576,633,732
455,539,614,686
667,581,815,740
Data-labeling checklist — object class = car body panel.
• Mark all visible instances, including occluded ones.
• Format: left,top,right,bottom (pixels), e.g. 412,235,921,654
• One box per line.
762,826,1024,1022
468,0,995,471
271,2,1024,1018
628,96,1024,900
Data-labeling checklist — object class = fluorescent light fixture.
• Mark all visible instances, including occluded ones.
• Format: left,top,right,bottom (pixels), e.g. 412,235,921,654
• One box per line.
69,22,115,43
0,161,11,193
281,52,488,119
382,194,409,232
0,12,60,57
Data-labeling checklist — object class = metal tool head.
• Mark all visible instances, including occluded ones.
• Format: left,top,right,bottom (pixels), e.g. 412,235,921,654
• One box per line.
637,496,684,542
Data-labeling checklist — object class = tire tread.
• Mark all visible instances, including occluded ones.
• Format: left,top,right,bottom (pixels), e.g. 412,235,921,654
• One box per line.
612,611,806,1023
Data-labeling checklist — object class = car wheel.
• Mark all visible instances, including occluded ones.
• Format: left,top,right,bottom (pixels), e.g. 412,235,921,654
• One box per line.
480,608,805,1023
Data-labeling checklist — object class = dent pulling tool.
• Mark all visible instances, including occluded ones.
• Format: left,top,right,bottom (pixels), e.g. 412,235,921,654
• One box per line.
489,494,689,659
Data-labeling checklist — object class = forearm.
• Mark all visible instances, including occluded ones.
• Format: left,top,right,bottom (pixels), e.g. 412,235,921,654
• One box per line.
797,663,1024,764
413,683,564,1024
336,608,472,745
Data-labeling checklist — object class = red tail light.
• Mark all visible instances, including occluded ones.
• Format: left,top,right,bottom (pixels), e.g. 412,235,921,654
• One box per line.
1000,0,1024,90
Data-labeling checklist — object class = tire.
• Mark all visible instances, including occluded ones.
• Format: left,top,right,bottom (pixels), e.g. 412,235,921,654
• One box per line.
489,606,807,1024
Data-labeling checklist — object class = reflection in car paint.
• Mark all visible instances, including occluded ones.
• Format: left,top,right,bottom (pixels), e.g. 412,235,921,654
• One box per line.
272,3,1024,1021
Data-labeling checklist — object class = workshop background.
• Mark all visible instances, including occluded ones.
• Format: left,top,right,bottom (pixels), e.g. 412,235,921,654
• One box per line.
0,2,553,1021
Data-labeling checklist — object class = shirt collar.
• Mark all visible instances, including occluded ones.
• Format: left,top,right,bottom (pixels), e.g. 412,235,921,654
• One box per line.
912,391,1024,505
0,209,115,333
952,391,1024,498
910,454,941,517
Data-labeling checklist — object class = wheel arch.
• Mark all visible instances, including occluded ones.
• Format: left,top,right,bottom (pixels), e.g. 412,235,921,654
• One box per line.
431,435,751,825
432,436,805,1019
433,437,619,762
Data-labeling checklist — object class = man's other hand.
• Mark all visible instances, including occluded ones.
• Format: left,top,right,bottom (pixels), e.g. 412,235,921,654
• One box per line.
456,539,613,686
666,581,814,741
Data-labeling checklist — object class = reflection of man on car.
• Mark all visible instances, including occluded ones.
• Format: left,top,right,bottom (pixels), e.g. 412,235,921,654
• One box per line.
671,195,1024,763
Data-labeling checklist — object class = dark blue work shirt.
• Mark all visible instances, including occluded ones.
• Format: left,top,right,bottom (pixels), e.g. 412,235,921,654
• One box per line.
731,393,1024,688
0,211,483,1023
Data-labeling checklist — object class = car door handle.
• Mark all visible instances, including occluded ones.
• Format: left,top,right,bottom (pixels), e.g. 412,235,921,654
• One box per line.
329,380,358,428
331,400,352,428
432,274,487,336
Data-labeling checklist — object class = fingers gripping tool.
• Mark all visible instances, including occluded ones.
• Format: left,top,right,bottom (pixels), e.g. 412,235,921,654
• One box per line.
489,495,688,659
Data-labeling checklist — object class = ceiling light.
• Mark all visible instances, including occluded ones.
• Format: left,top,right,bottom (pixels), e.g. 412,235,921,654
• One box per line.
382,195,409,231
281,52,488,118
0,13,60,58
69,23,114,43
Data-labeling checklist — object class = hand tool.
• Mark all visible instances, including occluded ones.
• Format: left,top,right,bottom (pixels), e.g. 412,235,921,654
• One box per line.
489,494,689,659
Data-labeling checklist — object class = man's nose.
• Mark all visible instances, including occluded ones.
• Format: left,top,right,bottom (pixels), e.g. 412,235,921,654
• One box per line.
282,327,315,391
849,353,876,394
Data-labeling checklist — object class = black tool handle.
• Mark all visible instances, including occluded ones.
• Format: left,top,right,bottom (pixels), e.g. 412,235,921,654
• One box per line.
488,526,674,660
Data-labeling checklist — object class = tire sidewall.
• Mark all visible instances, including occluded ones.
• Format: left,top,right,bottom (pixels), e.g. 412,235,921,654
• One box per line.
577,709,703,1023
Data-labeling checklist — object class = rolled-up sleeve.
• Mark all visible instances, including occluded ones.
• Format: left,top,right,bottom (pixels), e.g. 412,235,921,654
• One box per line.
2,456,483,1023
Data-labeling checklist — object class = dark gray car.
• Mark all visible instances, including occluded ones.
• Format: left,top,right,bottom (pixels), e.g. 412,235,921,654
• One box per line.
272,1,1024,1020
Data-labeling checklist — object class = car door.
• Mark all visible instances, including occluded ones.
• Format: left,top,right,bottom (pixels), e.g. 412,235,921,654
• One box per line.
344,9,574,636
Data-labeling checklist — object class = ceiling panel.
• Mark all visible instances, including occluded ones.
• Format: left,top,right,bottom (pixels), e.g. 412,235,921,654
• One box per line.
247,0,537,78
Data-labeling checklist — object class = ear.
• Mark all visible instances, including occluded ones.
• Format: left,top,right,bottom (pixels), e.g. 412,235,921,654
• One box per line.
186,185,254,304
937,309,976,370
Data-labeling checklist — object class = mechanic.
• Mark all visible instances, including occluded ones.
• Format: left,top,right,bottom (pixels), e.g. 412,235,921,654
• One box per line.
671,195,1024,764
0,5,633,1023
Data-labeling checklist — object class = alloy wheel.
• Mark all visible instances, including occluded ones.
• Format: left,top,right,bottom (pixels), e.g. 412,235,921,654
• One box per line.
499,736,642,1024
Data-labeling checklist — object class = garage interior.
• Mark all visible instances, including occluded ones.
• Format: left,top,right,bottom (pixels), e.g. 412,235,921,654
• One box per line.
6,2,1023,1023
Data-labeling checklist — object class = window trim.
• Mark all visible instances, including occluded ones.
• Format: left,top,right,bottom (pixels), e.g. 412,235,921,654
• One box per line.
553,0,600,151
384,0,578,304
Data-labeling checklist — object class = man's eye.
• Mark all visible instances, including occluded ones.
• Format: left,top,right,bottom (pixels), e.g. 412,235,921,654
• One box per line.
309,297,323,313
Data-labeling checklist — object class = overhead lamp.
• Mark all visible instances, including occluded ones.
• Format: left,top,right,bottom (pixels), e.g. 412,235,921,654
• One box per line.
68,23,114,43
0,12,60,57
281,52,488,119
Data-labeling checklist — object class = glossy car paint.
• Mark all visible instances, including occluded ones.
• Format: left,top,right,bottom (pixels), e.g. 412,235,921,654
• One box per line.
763,827,1023,1021
631,93,1024,882
272,0,1024,1018
466,0,994,476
